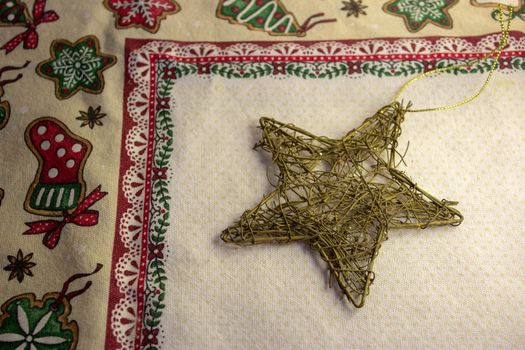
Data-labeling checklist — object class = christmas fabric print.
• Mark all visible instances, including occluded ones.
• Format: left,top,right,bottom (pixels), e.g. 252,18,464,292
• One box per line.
0,61,29,130
0,264,102,350
491,3,525,21
104,0,181,33
76,106,106,129
1,0,59,54
216,0,336,37
36,36,116,100
470,0,523,10
341,0,368,18
23,117,107,249
24,117,92,217
3,249,36,283
23,185,107,249
383,0,459,33
0,0,29,26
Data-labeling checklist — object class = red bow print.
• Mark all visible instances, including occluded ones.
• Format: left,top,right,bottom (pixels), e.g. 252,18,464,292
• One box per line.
24,186,107,249
1,0,59,54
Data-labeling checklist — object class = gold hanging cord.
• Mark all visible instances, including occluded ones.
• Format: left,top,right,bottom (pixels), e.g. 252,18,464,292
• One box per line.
394,4,513,113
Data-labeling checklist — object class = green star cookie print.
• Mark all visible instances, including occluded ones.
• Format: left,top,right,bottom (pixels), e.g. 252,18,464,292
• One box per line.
36,36,117,100
383,0,459,32
0,265,102,350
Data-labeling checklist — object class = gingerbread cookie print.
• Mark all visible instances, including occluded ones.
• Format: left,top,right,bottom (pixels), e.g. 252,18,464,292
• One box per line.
23,117,107,249
0,264,102,350
216,0,336,37
24,117,92,216
103,0,181,33
36,36,116,100
0,0,30,28
383,0,459,33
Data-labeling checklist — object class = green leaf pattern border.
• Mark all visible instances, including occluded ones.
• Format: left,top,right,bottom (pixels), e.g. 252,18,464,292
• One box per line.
110,32,525,349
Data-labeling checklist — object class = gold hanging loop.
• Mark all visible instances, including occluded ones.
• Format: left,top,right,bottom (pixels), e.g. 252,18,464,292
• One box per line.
394,4,513,113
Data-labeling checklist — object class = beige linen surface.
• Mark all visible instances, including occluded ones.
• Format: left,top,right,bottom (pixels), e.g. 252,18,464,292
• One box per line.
166,68,525,349
0,1,524,349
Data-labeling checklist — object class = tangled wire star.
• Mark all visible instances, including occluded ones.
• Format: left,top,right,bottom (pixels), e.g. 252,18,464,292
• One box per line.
221,102,463,307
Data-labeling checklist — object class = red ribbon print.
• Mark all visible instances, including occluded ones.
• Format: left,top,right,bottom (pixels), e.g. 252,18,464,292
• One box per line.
1,0,59,54
24,186,107,249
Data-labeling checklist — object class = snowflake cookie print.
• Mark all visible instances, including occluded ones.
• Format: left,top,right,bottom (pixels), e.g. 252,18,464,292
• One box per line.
23,117,107,249
36,36,116,100
383,0,459,32
0,264,102,350
216,0,336,37
104,0,181,33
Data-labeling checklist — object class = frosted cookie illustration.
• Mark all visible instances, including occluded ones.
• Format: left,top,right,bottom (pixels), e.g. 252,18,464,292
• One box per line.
216,0,336,37
24,117,92,216
103,0,181,33
0,0,59,54
383,0,459,33
23,117,107,249
36,36,116,100
0,264,102,350
0,0,30,28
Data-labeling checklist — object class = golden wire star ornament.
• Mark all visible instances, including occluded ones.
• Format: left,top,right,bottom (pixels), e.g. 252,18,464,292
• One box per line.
221,103,463,307
221,5,511,308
